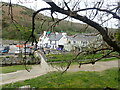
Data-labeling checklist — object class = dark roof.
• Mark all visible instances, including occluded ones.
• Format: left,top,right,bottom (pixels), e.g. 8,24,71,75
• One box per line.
68,33,99,42
49,33,63,41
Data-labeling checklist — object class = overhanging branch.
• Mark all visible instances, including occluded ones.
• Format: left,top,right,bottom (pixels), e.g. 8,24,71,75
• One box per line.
25,8,52,46
32,8,52,36
42,0,120,53
75,7,120,20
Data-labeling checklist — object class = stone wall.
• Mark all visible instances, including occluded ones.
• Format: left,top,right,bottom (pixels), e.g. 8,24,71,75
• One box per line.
0,56,41,66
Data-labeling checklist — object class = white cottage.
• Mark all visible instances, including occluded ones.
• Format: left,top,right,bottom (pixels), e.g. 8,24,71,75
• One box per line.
37,31,68,50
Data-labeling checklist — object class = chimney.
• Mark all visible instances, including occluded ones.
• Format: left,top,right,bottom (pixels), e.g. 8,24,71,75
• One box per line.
43,31,47,36
55,32,59,35
62,32,67,36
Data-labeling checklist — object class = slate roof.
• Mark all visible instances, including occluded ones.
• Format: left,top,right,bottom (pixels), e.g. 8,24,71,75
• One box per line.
68,33,99,42
48,33,63,41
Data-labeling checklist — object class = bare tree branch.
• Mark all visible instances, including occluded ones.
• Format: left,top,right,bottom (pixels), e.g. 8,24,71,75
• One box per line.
75,50,114,65
46,16,68,31
109,55,120,59
25,8,52,45
63,0,71,10
41,0,120,54
72,0,81,11
75,7,120,20
62,61,72,74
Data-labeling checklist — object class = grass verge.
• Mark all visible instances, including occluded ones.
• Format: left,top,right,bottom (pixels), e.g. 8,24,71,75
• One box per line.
0,65,32,74
2,68,119,88
100,57,118,61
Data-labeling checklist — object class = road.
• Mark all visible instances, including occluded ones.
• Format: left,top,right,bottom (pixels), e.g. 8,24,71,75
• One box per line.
0,51,118,85
68,60,118,72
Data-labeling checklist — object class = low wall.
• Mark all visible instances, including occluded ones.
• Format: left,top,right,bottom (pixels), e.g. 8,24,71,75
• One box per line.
0,56,41,66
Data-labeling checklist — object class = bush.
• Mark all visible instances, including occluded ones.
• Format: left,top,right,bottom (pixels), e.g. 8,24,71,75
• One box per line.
115,29,120,41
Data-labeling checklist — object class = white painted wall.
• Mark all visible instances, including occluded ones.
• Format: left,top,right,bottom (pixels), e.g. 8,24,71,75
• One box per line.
58,37,68,45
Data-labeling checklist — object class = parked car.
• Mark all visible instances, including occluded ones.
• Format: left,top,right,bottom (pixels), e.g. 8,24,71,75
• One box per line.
15,48,22,54
0,46,9,54
4,46,10,50
1,49,9,53
23,48,31,54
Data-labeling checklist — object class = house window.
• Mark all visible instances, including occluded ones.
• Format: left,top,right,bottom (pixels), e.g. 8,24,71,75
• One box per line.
82,41,87,46
68,41,71,44
73,41,76,44
50,41,52,44
45,43,48,48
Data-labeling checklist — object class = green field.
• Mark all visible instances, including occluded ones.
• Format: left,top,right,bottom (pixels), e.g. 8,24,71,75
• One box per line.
47,53,75,62
1,65,32,74
46,53,118,62
2,68,118,88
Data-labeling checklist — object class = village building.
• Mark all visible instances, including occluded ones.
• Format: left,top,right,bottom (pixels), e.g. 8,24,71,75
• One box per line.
37,31,68,50
64,33,103,52
37,31,103,52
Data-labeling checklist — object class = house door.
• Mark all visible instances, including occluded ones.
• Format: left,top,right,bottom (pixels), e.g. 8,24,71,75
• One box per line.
58,45,64,50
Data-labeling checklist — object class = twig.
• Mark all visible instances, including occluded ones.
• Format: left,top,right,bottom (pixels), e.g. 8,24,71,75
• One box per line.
62,61,72,74
75,7,120,20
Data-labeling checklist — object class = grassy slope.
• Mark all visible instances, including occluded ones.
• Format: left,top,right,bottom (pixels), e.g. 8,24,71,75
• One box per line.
2,2,39,40
2,2,98,41
2,68,118,88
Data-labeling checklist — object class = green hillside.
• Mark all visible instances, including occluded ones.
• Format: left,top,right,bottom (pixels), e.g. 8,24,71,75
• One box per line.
2,2,97,41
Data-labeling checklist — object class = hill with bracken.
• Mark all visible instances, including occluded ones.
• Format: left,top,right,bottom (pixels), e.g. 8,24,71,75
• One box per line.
2,2,98,41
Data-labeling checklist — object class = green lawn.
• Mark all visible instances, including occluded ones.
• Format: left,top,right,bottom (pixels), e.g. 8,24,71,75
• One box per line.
47,53,118,67
46,53,118,62
1,65,32,74
2,68,119,88
46,53,74,62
